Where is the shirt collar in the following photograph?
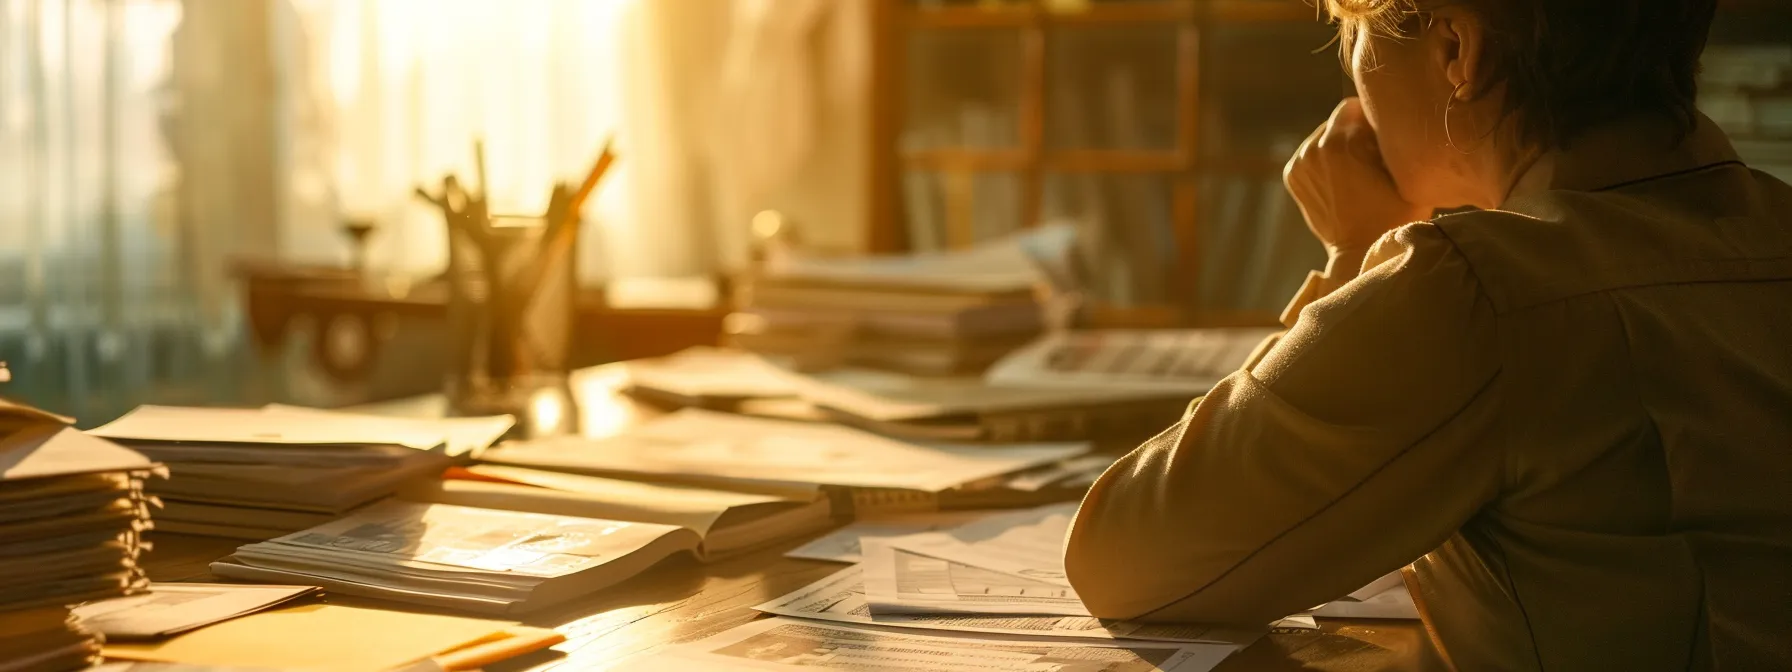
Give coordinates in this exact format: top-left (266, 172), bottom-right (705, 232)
top-left (1504, 112), bottom-right (1742, 204)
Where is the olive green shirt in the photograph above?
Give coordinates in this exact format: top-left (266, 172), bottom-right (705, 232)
top-left (1065, 114), bottom-right (1792, 671)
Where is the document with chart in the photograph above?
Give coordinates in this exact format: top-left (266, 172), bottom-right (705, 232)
top-left (755, 564), bottom-right (1265, 646)
top-left (624, 618), bottom-right (1242, 672)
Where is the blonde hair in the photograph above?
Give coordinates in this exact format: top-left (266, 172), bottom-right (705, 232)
top-left (1321, 0), bottom-right (1716, 149)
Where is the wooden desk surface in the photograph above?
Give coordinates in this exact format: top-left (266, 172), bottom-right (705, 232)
top-left (138, 364), bottom-right (1447, 672)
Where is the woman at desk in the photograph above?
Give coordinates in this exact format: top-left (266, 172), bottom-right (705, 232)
top-left (1065, 1), bottom-right (1791, 670)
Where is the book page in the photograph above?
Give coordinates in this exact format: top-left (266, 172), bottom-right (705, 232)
top-left (247, 500), bottom-right (682, 579)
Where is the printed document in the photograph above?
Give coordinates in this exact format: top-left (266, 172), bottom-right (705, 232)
top-left (860, 538), bottom-right (1090, 617)
top-left (880, 502), bottom-right (1079, 586)
top-left (783, 512), bottom-right (994, 564)
top-left (625, 617), bottom-right (1241, 672)
top-left (74, 583), bottom-right (317, 639)
top-left (986, 328), bottom-right (1279, 393)
top-left (756, 565), bottom-right (1265, 646)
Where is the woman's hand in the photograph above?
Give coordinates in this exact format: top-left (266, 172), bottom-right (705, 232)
top-left (1284, 98), bottom-right (1432, 258)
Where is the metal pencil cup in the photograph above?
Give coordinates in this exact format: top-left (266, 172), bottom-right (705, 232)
top-left (444, 213), bottom-right (577, 418)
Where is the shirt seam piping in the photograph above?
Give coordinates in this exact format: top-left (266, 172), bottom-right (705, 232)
top-left (1607, 293), bottom-right (1704, 671)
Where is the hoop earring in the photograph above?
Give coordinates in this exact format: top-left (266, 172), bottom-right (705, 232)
top-left (1443, 82), bottom-right (1474, 155)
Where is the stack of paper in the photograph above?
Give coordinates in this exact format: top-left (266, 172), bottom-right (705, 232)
top-left (483, 409), bottom-right (1089, 494)
top-left (210, 499), bottom-right (738, 614)
top-left (728, 226), bottom-right (1076, 375)
top-left (1, 399), bottom-right (162, 672)
top-left (88, 405), bottom-right (512, 540)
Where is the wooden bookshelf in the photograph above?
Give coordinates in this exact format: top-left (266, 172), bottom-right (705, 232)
top-left (869, 0), bottom-right (1325, 328)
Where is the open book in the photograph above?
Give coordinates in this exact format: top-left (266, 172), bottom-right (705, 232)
top-left (399, 464), bottom-right (833, 560)
top-left (209, 500), bottom-right (805, 614)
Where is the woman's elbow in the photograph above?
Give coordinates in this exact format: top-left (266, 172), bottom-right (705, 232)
top-left (1065, 509), bottom-right (1161, 620)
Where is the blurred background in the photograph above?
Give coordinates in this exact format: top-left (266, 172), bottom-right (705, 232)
top-left (1, 0), bottom-right (1788, 424)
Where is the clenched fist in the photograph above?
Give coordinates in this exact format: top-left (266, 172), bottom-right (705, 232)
top-left (1284, 98), bottom-right (1433, 258)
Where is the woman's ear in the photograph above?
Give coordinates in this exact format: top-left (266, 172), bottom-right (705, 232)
top-left (1428, 8), bottom-right (1486, 100)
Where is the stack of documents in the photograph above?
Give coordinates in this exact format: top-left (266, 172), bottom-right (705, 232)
top-left (88, 405), bottom-right (512, 539)
top-left (1, 399), bottom-right (162, 672)
top-left (209, 499), bottom-right (765, 614)
top-left (482, 408), bottom-right (1090, 497)
top-left (728, 226), bottom-right (1075, 375)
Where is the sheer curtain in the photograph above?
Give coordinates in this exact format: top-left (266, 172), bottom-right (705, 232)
top-left (1, 0), bottom-right (869, 420)
top-left (277, 0), bottom-right (640, 283)
top-left (278, 0), bottom-right (873, 281)
top-left (0, 0), bottom-right (259, 422)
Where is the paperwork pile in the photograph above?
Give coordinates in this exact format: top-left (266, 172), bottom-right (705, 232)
top-left (89, 405), bottom-right (512, 539)
top-left (0, 399), bottom-right (161, 672)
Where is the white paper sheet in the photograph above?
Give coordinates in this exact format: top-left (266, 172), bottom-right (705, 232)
top-left (484, 409), bottom-right (1088, 493)
top-left (89, 406), bottom-right (447, 450)
top-left (624, 617), bottom-right (1241, 672)
top-left (623, 347), bottom-right (801, 401)
top-left (783, 512), bottom-right (994, 564)
top-left (755, 565), bottom-right (1265, 646)
top-left (259, 405), bottom-right (514, 458)
top-left (74, 583), bottom-right (318, 639)
top-left (880, 502), bottom-right (1079, 586)
top-left (1312, 577), bottom-right (1420, 620)
top-left (860, 539), bottom-right (1090, 617)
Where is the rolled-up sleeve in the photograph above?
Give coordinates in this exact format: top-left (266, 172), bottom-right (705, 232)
top-left (1064, 223), bottom-right (1504, 624)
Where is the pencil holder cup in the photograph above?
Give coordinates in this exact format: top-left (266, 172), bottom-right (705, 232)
top-left (443, 212), bottom-right (578, 422)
